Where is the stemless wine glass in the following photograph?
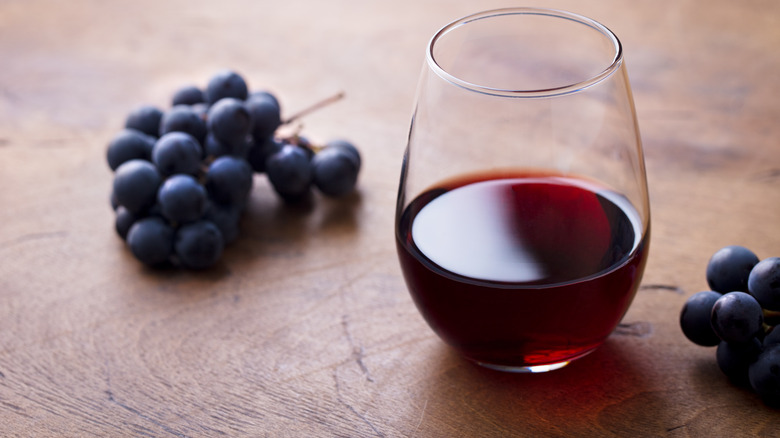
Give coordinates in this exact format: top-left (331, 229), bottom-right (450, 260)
top-left (395, 8), bottom-right (651, 372)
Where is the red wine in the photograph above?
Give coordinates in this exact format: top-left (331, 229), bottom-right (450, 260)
top-left (395, 171), bottom-right (649, 369)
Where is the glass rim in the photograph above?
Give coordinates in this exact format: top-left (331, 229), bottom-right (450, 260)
top-left (426, 7), bottom-right (623, 98)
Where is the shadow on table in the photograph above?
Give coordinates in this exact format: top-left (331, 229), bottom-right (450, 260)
top-left (236, 185), bottom-right (364, 254)
top-left (413, 337), bottom-right (672, 436)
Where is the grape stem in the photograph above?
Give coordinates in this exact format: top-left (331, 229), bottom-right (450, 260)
top-left (765, 309), bottom-right (780, 328)
top-left (282, 91), bottom-right (345, 125)
top-left (765, 309), bottom-right (780, 318)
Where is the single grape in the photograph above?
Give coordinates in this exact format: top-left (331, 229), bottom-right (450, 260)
top-left (106, 129), bottom-right (156, 171)
top-left (706, 245), bottom-right (760, 293)
top-left (126, 217), bottom-right (175, 266)
top-left (125, 105), bottom-right (163, 138)
top-left (152, 132), bottom-right (203, 177)
top-left (748, 345), bottom-right (780, 406)
top-left (245, 94), bottom-right (281, 140)
top-left (203, 202), bottom-right (242, 245)
top-left (172, 85), bottom-right (205, 106)
top-left (207, 98), bottom-right (253, 149)
top-left (174, 220), bottom-right (224, 269)
top-left (113, 159), bottom-right (162, 214)
top-left (247, 136), bottom-right (283, 173)
top-left (311, 144), bottom-right (360, 197)
top-left (711, 291), bottom-right (764, 344)
top-left (191, 103), bottom-right (209, 121)
top-left (205, 156), bottom-right (254, 207)
top-left (326, 139), bottom-right (361, 170)
top-left (249, 90), bottom-right (280, 111)
top-left (680, 290), bottom-right (723, 346)
top-left (716, 338), bottom-right (763, 386)
top-left (764, 327), bottom-right (780, 348)
top-left (157, 174), bottom-right (208, 224)
top-left (205, 70), bottom-right (248, 105)
top-left (159, 105), bottom-right (208, 145)
top-left (114, 206), bottom-right (137, 241)
top-left (265, 144), bottom-right (313, 201)
top-left (203, 133), bottom-right (229, 159)
top-left (748, 257), bottom-right (780, 311)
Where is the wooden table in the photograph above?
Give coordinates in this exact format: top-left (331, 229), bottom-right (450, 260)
top-left (1, 0), bottom-right (778, 436)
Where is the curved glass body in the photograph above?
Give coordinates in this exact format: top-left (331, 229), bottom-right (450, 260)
top-left (395, 8), bottom-right (650, 372)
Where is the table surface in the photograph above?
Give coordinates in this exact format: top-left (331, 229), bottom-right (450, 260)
top-left (2, 0), bottom-right (779, 436)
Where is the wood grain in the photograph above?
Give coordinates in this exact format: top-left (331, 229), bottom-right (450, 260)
top-left (1, 0), bottom-right (779, 436)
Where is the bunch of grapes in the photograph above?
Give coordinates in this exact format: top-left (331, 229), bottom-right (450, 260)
top-left (107, 70), bottom-right (361, 269)
top-left (680, 245), bottom-right (780, 406)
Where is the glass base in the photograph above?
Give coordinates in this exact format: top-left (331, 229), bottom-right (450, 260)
top-left (471, 348), bottom-right (596, 373)
top-left (475, 360), bottom-right (571, 373)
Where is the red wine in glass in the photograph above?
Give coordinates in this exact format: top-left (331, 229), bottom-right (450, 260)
top-left (395, 170), bottom-right (649, 370)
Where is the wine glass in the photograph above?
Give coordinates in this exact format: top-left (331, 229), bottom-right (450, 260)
top-left (395, 8), bottom-right (651, 372)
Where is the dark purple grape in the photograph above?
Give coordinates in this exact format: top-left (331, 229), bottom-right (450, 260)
top-left (247, 136), bottom-right (283, 173)
top-left (203, 133), bottom-right (229, 159)
top-left (157, 174), bottom-right (208, 224)
top-left (207, 98), bottom-right (253, 149)
top-left (246, 95), bottom-right (281, 140)
top-left (711, 292), bottom-right (764, 344)
top-left (249, 90), bottom-right (280, 111)
top-left (764, 327), bottom-right (780, 348)
top-left (172, 85), bottom-right (205, 106)
top-left (680, 290), bottom-right (723, 346)
top-left (159, 105), bottom-right (208, 145)
top-left (748, 257), bottom-right (780, 311)
top-left (205, 156), bottom-right (254, 207)
top-left (311, 144), bottom-right (360, 197)
top-left (716, 338), bottom-right (763, 386)
top-left (748, 345), bottom-right (780, 405)
top-left (191, 103), bottom-right (209, 121)
top-left (203, 202), bottom-right (241, 245)
top-left (326, 139), bottom-right (361, 170)
top-left (706, 245), bottom-right (760, 293)
top-left (152, 132), bottom-right (203, 177)
top-left (174, 220), bottom-right (224, 269)
top-left (125, 105), bottom-right (163, 138)
top-left (106, 129), bottom-right (156, 171)
top-left (114, 206), bottom-right (137, 241)
top-left (113, 159), bottom-right (162, 215)
top-left (127, 217), bottom-right (174, 266)
top-left (265, 144), bottom-right (313, 202)
top-left (205, 70), bottom-right (248, 105)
